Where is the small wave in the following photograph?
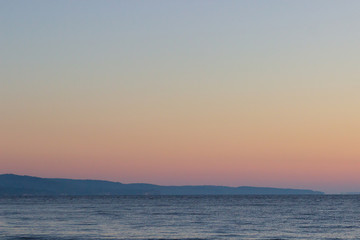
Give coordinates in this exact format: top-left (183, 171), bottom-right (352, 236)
top-left (265, 238), bottom-right (287, 240)
top-left (4, 236), bottom-right (88, 240)
top-left (4, 236), bottom-right (209, 240)
top-left (143, 239), bottom-right (208, 240)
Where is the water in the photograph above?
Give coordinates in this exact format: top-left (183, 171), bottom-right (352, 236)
top-left (1, 195), bottom-right (360, 240)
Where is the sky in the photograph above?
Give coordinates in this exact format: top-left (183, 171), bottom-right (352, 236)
top-left (1, 1), bottom-right (360, 194)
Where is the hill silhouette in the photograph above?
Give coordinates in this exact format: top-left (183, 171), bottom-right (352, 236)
top-left (0, 174), bottom-right (323, 196)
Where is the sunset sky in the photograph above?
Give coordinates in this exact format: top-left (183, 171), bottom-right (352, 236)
top-left (2, 1), bottom-right (360, 193)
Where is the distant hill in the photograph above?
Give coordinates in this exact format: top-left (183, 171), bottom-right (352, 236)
top-left (0, 174), bottom-right (324, 196)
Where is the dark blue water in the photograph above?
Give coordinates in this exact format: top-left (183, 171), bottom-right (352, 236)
top-left (1, 195), bottom-right (360, 240)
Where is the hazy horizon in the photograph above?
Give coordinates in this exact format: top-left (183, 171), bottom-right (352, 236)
top-left (2, 1), bottom-right (360, 194)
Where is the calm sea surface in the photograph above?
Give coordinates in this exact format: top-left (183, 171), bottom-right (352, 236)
top-left (1, 195), bottom-right (360, 240)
